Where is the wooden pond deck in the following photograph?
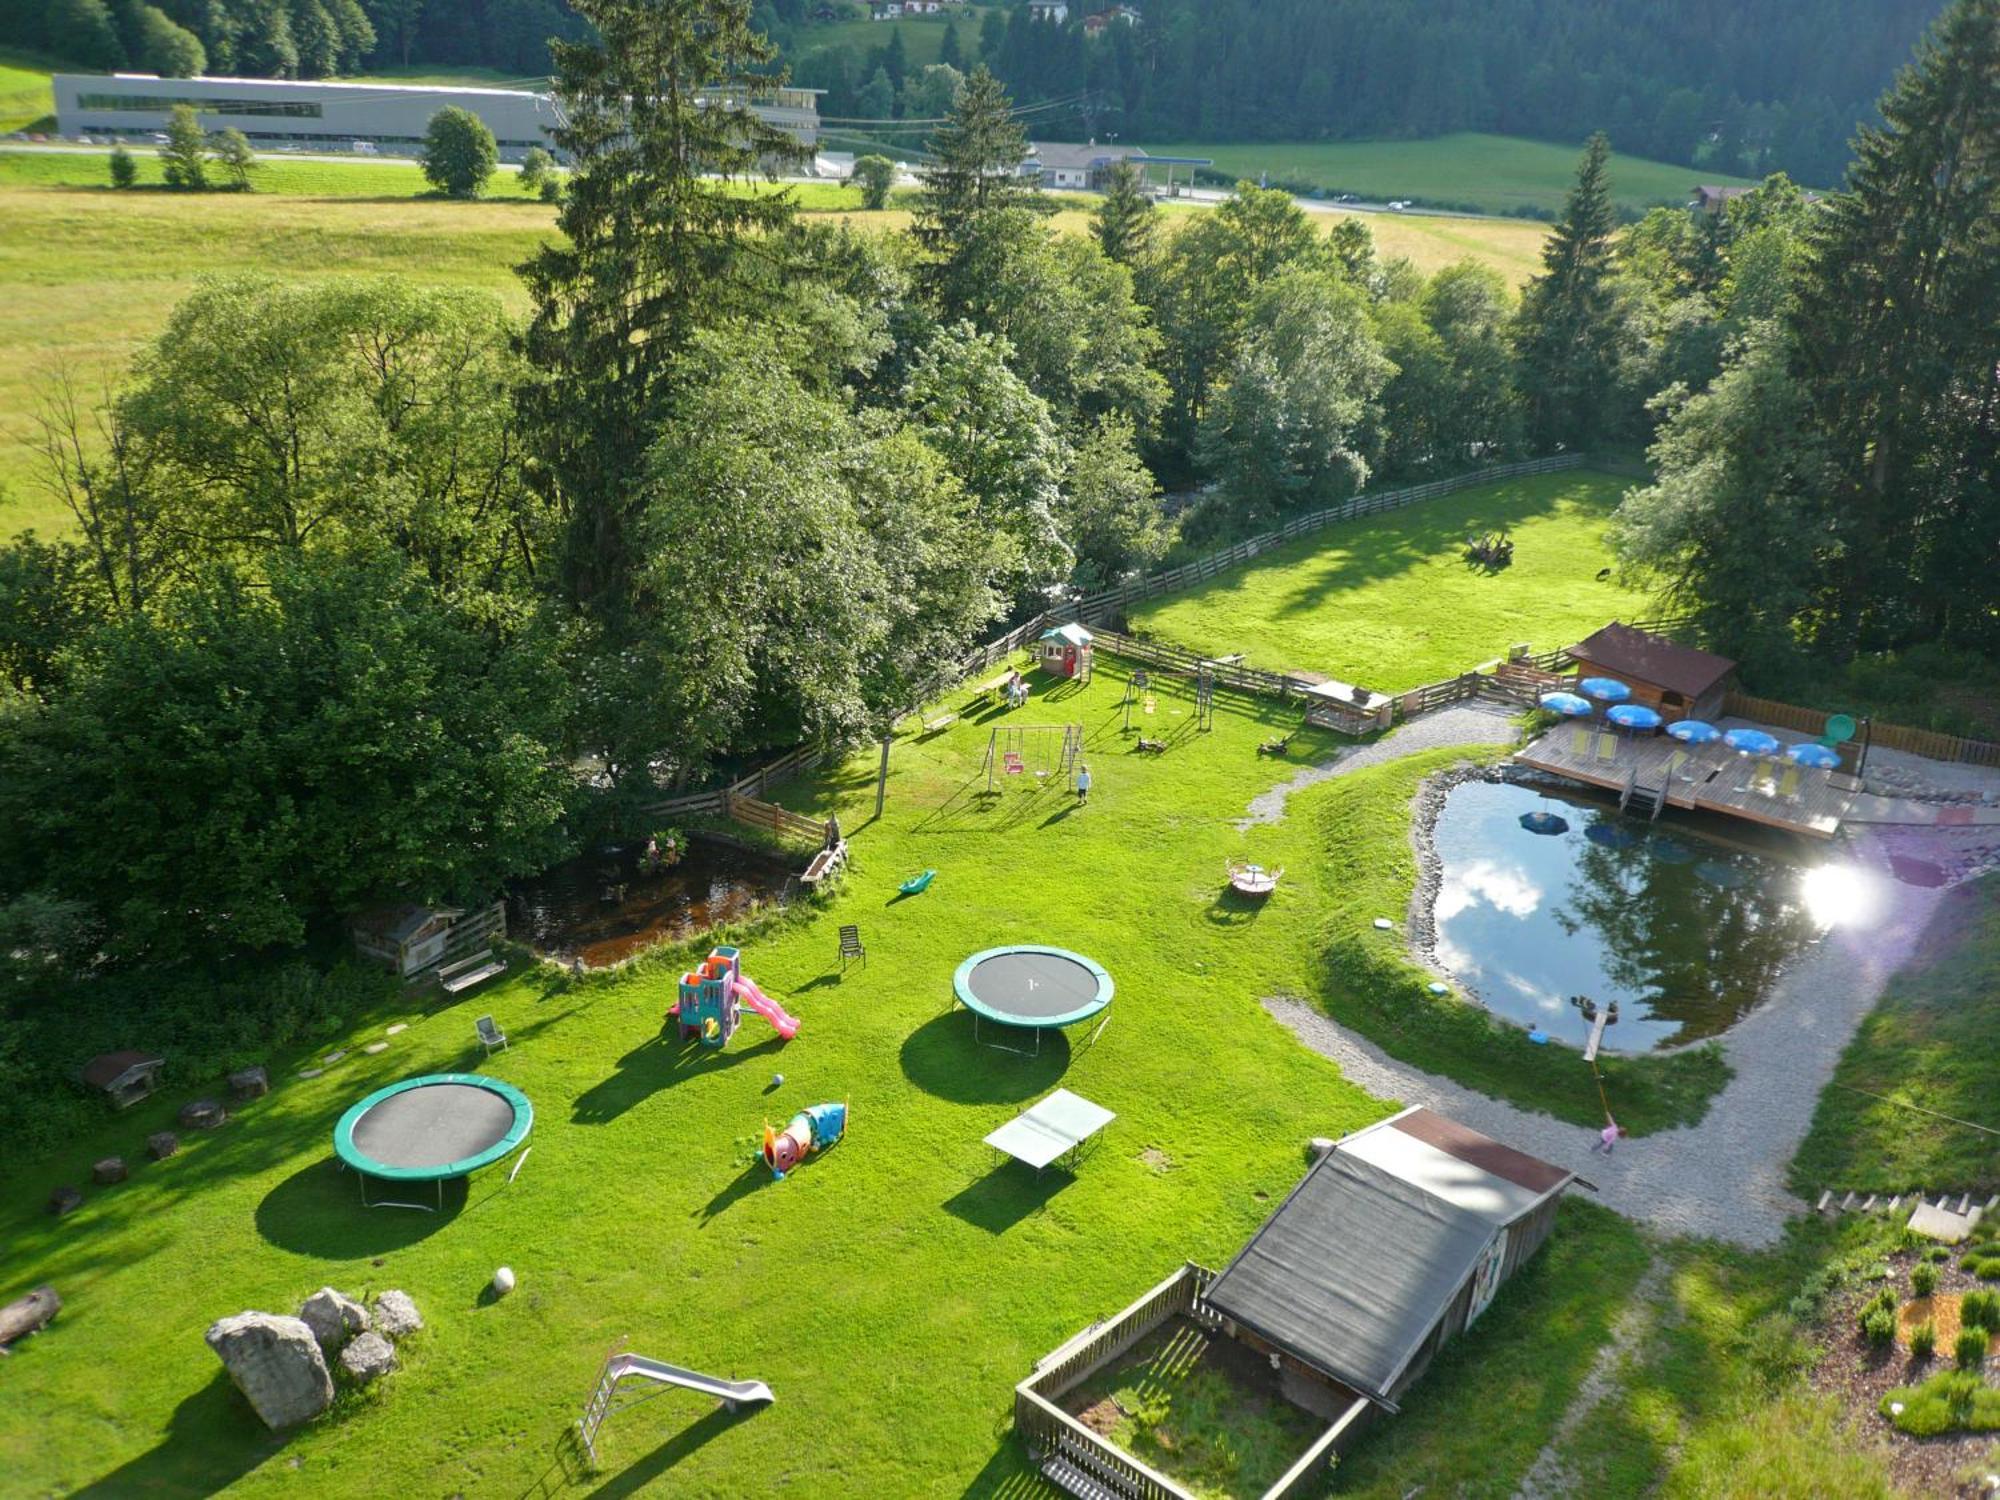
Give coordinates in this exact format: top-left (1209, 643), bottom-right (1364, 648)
top-left (1514, 724), bottom-right (1855, 839)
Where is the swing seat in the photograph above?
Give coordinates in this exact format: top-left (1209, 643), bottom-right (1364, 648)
top-left (1003, 751), bottom-right (1024, 775)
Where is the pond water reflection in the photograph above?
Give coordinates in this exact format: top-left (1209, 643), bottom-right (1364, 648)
top-left (1430, 779), bottom-right (1886, 1051)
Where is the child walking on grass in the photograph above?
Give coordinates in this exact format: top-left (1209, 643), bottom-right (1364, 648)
top-left (1075, 763), bottom-right (1091, 804)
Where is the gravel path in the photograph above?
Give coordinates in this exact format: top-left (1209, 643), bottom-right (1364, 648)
top-left (1238, 700), bottom-right (1519, 827)
top-left (1266, 837), bottom-right (1948, 1246)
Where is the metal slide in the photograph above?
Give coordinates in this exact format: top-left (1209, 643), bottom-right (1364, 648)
top-left (577, 1351), bottom-right (774, 1463)
top-left (607, 1354), bottom-right (774, 1408)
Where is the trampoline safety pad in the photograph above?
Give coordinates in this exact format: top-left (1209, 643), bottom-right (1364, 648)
top-left (334, 1074), bottom-right (533, 1184)
top-left (953, 946), bottom-right (1113, 1031)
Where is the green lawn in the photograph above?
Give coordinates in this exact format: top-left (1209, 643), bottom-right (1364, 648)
top-left (0, 172), bottom-right (863, 534)
top-left (1788, 876), bottom-right (2000, 1196)
top-left (787, 8), bottom-right (999, 69)
top-left (1130, 469), bottom-right (1655, 694)
top-left (0, 657), bottom-right (1393, 1497)
top-left (1151, 133), bottom-right (1764, 217)
top-left (0, 48), bottom-right (58, 133)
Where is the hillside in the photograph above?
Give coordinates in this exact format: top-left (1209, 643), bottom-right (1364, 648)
top-left (0, 48), bottom-right (57, 133)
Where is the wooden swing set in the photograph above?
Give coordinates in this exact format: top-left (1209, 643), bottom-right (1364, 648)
top-left (983, 723), bottom-right (1085, 791)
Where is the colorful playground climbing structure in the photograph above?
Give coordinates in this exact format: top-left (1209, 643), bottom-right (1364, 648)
top-left (670, 945), bottom-right (799, 1050)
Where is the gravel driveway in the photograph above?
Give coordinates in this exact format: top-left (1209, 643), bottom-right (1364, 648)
top-left (1238, 700), bottom-right (1519, 826)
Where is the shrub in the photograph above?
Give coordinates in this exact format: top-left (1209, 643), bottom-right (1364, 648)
top-left (1912, 1261), bottom-right (1938, 1298)
top-left (1863, 1307), bottom-right (1897, 1347)
top-left (1910, 1318), bottom-right (1937, 1359)
top-left (1881, 1371), bottom-right (2000, 1436)
top-left (1955, 1324), bottom-right (1989, 1370)
top-left (1971, 1255), bottom-right (2000, 1281)
top-left (1924, 1244), bottom-right (1953, 1263)
top-left (1960, 1289), bottom-right (2000, 1331)
top-left (517, 146), bottom-right (554, 193)
top-left (538, 174), bottom-right (562, 203)
top-left (108, 143), bottom-right (137, 188)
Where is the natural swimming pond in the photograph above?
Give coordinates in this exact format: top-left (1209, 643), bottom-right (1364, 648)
top-left (1429, 779), bottom-right (1887, 1051)
top-left (508, 836), bottom-right (797, 967)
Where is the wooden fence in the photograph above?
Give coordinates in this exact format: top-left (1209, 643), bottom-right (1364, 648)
top-left (1723, 690), bottom-right (2000, 769)
top-left (1014, 1262), bottom-right (1371, 1500)
top-left (1062, 455), bottom-right (1585, 627)
top-left (722, 790), bottom-right (831, 845)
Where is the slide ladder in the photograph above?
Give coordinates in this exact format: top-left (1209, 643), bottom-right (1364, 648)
top-left (577, 1350), bottom-right (774, 1464)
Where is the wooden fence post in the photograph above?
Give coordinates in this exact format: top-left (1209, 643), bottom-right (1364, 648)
top-left (875, 735), bottom-right (890, 819)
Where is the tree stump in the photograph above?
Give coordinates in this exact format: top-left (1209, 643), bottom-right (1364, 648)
top-left (227, 1065), bottom-right (269, 1100)
top-left (178, 1099), bottom-right (226, 1130)
top-left (147, 1131), bottom-right (179, 1160)
top-left (46, 1186), bottom-right (82, 1217)
top-left (91, 1157), bottom-right (127, 1185)
top-left (0, 1286), bottom-right (60, 1347)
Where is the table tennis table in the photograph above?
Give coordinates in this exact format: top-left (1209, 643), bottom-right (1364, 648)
top-left (983, 1088), bottom-right (1115, 1172)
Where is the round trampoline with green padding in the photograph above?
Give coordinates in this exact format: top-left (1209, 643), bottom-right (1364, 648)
top-left (952, 945), bottom-right (1113, 1055)
top-left (332, 1073), bottom-right (533, 1210)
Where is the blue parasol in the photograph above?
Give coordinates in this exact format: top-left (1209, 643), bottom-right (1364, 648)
top-left (1519, 810), bottom-right (1570, 835)
top-left (1539, 691), bottom-right (1594, 716)
top-left (1724, 727), bottom-right (1779, 756)
top-left (1586, 821), bottom-right (1636, 849)
top-left (1578, 677), bottom-right (1632, 703)
top-left (1607, 704), bottom-right (1663, 731)
top-left (1667, 718), bottom-right (1722, 745)
top-left (1786, 742), bottom-right (1841, 769)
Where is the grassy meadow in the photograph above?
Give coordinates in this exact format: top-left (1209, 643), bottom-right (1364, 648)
top-left (0, 167), bottom-right (1549, 535)
top-left (1154, 132), bottom-right (1763, 217)
top-left (0, 48), bottom-right (57, 133)
top-left (0, 650), bottom-right (1608, 1498)
top-left (1129, 468), bottom-right (1654, 691)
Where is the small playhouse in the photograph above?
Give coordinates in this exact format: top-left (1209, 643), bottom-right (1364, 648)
top-left (1037, 622), bottom-right (1094, 681)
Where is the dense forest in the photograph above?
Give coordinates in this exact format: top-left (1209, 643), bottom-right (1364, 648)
top-left (0, 0), bottom-right (1993, 1145)
top-left (13, 0), bottom-right (1946, 186)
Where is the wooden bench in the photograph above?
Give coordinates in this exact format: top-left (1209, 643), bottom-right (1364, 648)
top-left (921, 712), bottom-right (957, 734)
top-left (438, 949), bottom-right (508, 995)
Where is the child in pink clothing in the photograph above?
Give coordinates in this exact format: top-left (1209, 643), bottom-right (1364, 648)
top-left (1593, 1120), bottom-right (1626, 1155)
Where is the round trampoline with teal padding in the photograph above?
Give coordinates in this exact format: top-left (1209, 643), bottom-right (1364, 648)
top-left (953, 945), bottom-right (1113, 1054)
top-left (333, 1073), bottom-right (533, 1210)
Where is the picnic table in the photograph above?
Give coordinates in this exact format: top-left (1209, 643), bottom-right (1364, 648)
top-left (983, 1088), bottom-right (1115, 1173)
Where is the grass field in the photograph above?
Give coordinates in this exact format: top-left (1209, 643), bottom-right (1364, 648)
top-left (0, 656), bottom-right (1426, 1497)
top-left (0, 48), bottom-right (58, 133)
top-left (0, 172), bottom-right (1545, 535)
top-left (1130, 469), bottom-right (1654, 692)
top-left (785, 7), bottom-right (1000, 69)
top-left (1152, 133), bottom-right (1763, 217)
top-left (0, 632), bottom-right (1747, 1496)
top-left (1788, 877), bottom-right (2000, 1196)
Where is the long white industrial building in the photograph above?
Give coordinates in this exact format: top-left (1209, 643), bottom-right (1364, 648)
top-left (53, 74), bottom-right (822, 161)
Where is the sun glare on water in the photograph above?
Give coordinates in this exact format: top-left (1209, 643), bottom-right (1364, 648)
top-left (1798, 863), bottom-right (1887, 930)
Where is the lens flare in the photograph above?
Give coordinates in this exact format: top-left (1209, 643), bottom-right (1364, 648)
top-left (1799, 863), bottom-right (1884, 930)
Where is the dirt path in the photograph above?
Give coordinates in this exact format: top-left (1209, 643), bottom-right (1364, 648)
top-left (1237, 700), bottom-right (1518, 828)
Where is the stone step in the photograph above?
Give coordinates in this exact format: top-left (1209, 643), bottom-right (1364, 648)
top-left (1816, 1190), bottom-right (1833, 1212)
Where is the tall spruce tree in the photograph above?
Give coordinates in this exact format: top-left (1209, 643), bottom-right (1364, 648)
top-left (914, 66), bottom-right (1041, 250)
top-left (518, 0), bottom-right (807, 619)
top-left (1514, 132), bottom-right (1621, 448)
top-left (1786, 0), bottom-right (2000, 650)
top-left (1090, 157), bottom-right (1158, 267)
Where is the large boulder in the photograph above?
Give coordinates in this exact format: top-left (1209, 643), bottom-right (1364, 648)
top-left (339, 1331), bottom-right (397, 1386)
top-left (47, 1185), bottom-right (81, 1217)
top-left (205, 1313), bottom-right (333, 1430)
top-left (298, 1287), bottom-right (369, 1354)
top-left (178, 1099), bottom-right (226, 1130)
top-left (228, 1065), bottom-right (269, 1100)
top-left (371, 1290), bottom-right (423, 1342)
top-left (92, 1157), bottom-right (127, 1186)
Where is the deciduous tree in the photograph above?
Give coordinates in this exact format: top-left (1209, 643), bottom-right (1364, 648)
top-left (420, 105), bottom-right (499, 198)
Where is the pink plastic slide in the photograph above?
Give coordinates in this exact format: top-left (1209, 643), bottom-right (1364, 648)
top-left (735, 975), bottom-right (800, 1039)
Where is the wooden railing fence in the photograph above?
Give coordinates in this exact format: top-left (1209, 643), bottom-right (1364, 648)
top-left (1722, 690), bottom-right (2000, 769)
top-left (722, 790), bottom-right (830, 845)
